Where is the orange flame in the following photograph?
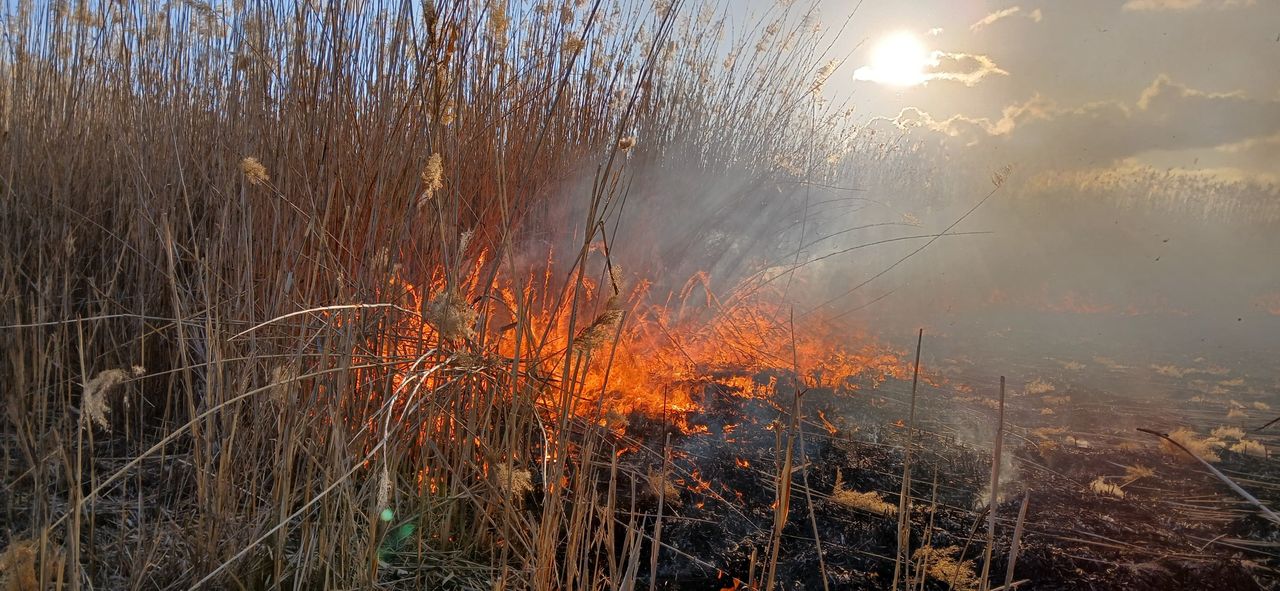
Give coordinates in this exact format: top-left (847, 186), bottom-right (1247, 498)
top-left (361, 248), bottom-right (918, 435)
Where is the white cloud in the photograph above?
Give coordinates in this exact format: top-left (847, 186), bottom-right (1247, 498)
top-left (926, 52), bottom-right (1010, 86)
top-left (886, 76), bottom-right (1280, 171)
top-left (971, 7), bottom-right (1022, 31)
top-left (971, 6), bottom-right (1043, 32)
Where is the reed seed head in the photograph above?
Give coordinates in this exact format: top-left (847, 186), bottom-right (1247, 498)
top-left (81, 366), bottom-right (144, 431)
top-left (419, 153), bottom-right (444, 207)
top-left (240, 156), bottom-right (269, 186)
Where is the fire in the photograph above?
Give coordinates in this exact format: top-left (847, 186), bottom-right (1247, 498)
top-left (816, 410), bottom-right (840, 435)
top-left (356, 246), bottom-right (918, 439)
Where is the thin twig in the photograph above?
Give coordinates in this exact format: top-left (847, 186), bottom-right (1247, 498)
top-left (229, 303), bottom-right (418, 340)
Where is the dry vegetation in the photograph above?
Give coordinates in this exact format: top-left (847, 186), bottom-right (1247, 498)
top-left (910, 545), bottom-right (980, 591)
top-left (0, 0), bottom-right (873, 589)
top-left (8, 2), bottom-right (1273, 590)
top-left (831, 468), bottom-right (897, 516)
top-left (1162, 427), bottom-right (1222, 463)
top-left (1088, 477), bottom-right (1125, 499)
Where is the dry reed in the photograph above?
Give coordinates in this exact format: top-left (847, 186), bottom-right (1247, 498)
top-left (0, 0), bottom-right (872, 588)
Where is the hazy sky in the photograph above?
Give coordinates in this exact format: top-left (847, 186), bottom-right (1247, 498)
top-left (714, 1), bottom-right (1280, 363)
top-left (755, 0), bottom-right (1280, 183)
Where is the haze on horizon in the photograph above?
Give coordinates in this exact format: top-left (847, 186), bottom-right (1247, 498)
top-left (717, 0), bottom-right (1280, 374)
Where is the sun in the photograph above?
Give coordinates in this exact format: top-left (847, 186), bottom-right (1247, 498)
top-left (856, 31), bottom-right (932, 87)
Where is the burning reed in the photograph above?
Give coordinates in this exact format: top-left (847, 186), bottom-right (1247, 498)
top-left (0, 0), bottom-right (889, 589)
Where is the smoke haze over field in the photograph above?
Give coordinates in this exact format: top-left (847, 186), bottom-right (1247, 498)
top-left (675, 0), bottom-right (1280, 381)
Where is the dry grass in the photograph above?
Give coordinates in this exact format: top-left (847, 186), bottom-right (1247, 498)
top-left (1031, 426), bottom-right (1067, 439)
top-left (832, 488), bottom-right (898, 516)
top-left (1122, 464), bottom-right (1154, 485)
top-left (1211, 426), bottom-right (1246, 441)
top-left (492, 463), bottom-right (535, 503)
top-left (1230, 439), bottom-right (1268, 458)
top-left (1024, 378), bottom-right (1055, 395)
top-left (0, 539), bottom-right (38, 591)
top-left (911, 545), bottom-right (980, 591)
top-left (1089, 477), bottom-right (1126, 499)
top-left (831, 469), bottom-right (897, 516)
top-left (646, 467), bottom-right (682, 505)
top-left (1163, 428), bottom-right (1222, 463)
top-left (1066, 435), bottom-right (1092, 449)
top-left (0, 1), bottom-right (869, 588)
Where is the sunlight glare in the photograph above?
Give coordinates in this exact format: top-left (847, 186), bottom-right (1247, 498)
top-left (857, 31), bottom-right (932, 87)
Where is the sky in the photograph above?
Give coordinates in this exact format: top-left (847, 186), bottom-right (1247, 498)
top-left (716, 0), bottom-right (1280, 371)
top-left (764, 0), bottom-right (1280, 183)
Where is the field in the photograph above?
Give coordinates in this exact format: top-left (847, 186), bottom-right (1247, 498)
top-left (1, 1), bottom-right (1278, 590)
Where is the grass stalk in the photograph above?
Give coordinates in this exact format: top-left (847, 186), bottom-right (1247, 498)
top-left (892, 328), bottom-right (924, 590)
top-left (979, 376), bottom-right (1006, 591)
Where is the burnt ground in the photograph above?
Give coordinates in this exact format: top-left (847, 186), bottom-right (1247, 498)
top-left (4, 360), bottom-right (1276, 589)
top-left (607, 372), bottom-right (1280, 590)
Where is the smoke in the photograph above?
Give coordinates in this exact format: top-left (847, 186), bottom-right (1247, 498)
top-left (513, 53), bottom-right (1279, 435)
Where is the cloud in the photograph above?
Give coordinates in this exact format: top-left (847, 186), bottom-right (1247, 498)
top-left (889, 75), bottom-right (1280, 169)
top-left (1123, 0), bottom-right (1256, 11)
top-left (853, 51), bottom-right (1008, 87)
top-left (1216, 132), bottom-right (1280, 170)
top-left (971, 6), bottom-right (1043, 32)
top-left (971, 7), bottom-right (1021, 31)
top-left (924, 52), bottom-right (1010, 86)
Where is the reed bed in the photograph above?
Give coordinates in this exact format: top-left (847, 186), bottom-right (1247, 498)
top-left (0, 1), bottom-right (871, 589)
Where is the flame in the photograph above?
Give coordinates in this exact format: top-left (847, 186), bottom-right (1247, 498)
top-left (816, 409), bottom-right (839, 435)
top-left (353, 247), bottom-right (917, 440)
